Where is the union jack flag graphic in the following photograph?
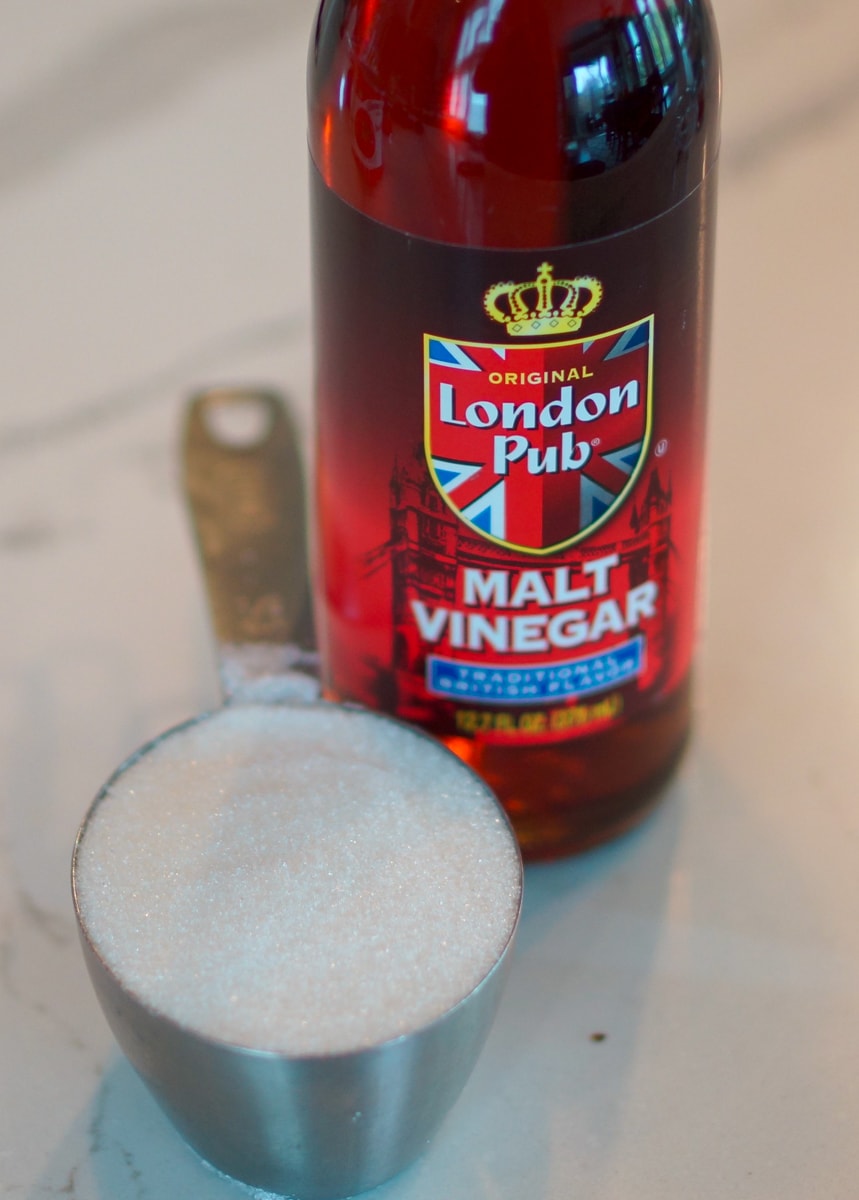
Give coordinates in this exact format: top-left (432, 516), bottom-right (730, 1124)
top-left (424, 318), bottom-right (653, 554)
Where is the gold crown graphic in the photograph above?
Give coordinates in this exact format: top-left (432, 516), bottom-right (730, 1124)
top-left (484, 262), bottom-right (603, 337)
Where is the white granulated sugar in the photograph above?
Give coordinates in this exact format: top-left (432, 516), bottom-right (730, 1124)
top-left (75, 704), bottom-right (521, 1055)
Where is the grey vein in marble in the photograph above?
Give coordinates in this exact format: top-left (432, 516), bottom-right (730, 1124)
top-left (0, 0), bottom-right (304, 195)
top-left (726, 61), bottom-right (859, 175)
top-left (15, 888), bottom-right (74, 949)
top-left (0, 895), bottom-right (87, 1058)
top-left (0, 519), bottom-right (64, 554)
top-left (0, 314), bottom-right (302, 457)
top-left (87, 1079), bottom-right (147, 1200)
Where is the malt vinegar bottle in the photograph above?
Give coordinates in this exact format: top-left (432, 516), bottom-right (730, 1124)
top-left (308, 0), bottom-right (720, 859)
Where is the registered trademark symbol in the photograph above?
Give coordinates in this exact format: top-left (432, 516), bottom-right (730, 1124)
top-left (655, 438), bottom-right (669, 457)
top-left (591, 437), bottom-right (601, 447)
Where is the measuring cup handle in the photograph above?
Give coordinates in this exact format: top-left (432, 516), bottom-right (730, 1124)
top-left (182, 387), bottom-right (320, 705)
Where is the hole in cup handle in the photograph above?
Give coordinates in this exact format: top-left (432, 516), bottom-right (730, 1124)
top-left (198, 389), bottom-right (277, 450)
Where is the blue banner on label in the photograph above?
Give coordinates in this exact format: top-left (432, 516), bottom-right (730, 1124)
top-left (427, 636), bottom-right (645, 705)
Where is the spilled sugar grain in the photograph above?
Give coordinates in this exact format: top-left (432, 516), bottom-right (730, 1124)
top-left (75, 704), bottom-right (521, 1054)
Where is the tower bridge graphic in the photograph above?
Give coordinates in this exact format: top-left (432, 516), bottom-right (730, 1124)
top-left (360, 445), bottom-right (677, 726)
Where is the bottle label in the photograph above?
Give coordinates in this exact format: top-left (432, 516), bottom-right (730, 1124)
top-left (312, 167), bottom-right (714, 747)
top-left (424, 311), bottom-right (652, 555)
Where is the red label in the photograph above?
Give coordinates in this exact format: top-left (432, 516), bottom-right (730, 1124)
top-left (425, 317), bottom-right (652, 554)
top-left (311, 168), bottom-right (713, 747)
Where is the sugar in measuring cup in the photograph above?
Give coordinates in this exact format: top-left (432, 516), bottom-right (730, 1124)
top-left (71, 389), bottom-right (523, 1200)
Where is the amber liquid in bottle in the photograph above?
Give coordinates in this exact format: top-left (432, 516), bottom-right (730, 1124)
top-left (308, 0), bottom-right (720, 859)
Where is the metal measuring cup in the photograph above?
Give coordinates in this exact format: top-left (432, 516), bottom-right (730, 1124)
top-left (71, 388), bottom-right (523, 1200)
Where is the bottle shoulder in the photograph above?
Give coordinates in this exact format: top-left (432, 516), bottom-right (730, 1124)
top-left (309, 0), bottom-right (720, 246)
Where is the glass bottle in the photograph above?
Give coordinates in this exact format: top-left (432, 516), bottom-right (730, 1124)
top-left (308, 0), bottom-right (720, 859)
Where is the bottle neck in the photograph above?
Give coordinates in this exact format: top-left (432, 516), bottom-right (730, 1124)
top-left (309, 0), bottom-right (720, 247)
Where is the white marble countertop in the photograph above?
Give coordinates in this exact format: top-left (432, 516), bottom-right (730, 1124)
top-left (2, 1), bottom-right (859, 1197)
